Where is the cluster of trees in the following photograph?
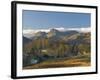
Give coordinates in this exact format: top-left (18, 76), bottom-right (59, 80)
top-left (23, 32), bottom-right (91, 67)
top-left (24, 38), bottom-right (90, 59)
top-left (23, 35), bottom-right (91, 67)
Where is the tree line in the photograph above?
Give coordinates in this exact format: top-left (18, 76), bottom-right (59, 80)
top-left (24, 38), bottom-right (90, 59)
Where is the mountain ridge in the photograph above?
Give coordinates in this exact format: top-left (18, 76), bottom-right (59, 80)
top-left (23, 27), bottom-right (90, 38)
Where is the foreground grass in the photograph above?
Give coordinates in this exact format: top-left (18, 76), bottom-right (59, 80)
top-left (23, 55), bottom-right (91, 69)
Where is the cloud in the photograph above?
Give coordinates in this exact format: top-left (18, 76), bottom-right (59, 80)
top-left (23, 29), bottom-right (50, 34)
top-left (53, 27), bottom-right (65, 31)
top-left (23, 27), bottom-right (65, 34)
top-left (66, 27), bottom-right (91, 32)
top-left (23, 29), bottom-right (34, 34)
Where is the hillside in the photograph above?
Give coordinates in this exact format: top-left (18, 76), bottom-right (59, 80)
top-left (23, 36), bottom-right (31, 45)
top-left (23, 29), bottom-right (91, 68)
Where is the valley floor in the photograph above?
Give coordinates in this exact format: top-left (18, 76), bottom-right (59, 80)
top-left (23, 55), bottom-right (90, 69)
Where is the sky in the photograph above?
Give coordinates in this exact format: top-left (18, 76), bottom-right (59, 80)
top-left (22, 10), bottom-right (91, 30)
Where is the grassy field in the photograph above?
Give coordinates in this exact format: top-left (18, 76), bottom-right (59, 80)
top-left (23, 54), bottom-right (91, 69)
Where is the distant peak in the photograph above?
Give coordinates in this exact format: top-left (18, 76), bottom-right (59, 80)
top-left (50, 28), bottom-right (59, 32)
